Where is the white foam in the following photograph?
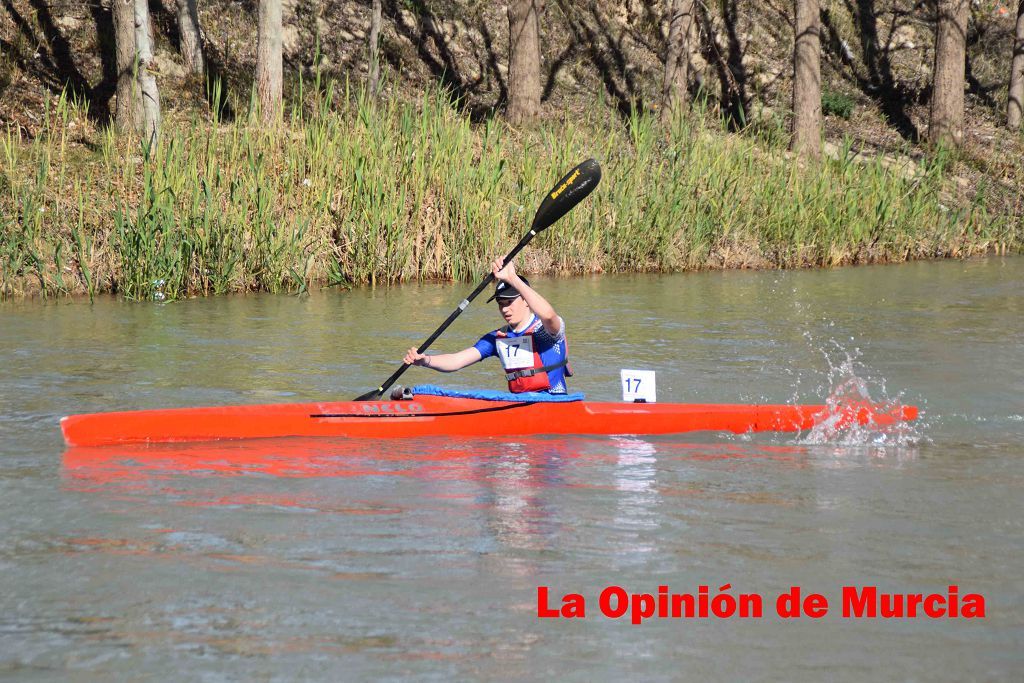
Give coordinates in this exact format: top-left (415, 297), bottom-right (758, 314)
top-left (796, 339), bottom-right (926, 448)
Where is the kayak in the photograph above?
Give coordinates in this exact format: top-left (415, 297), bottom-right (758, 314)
top-left (60, 385), bottom-right (918, 447)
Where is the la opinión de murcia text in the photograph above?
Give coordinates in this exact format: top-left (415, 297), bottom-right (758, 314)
top-left (537, 585), bottom-right (985, 624)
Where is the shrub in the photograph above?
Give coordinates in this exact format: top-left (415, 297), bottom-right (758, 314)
top-left (822, 90), bottom-right (856, 119)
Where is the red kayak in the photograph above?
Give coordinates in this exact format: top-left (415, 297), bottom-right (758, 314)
top-left (60, 387), bottom-right (918, 447)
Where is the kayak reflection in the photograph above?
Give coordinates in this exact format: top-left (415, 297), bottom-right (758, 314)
top-left (59, 437), bottom-right (821, 564)
top-left (61, 435), bottom-right (812, 486)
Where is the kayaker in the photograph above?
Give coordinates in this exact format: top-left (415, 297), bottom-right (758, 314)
top-left (403, 258), bottom-right (571, 394)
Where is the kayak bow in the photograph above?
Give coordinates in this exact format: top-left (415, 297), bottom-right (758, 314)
top-left (60, 387), bottom-right (917, 447)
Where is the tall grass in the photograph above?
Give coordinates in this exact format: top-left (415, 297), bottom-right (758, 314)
top-left (0, 84), bottom-right (1020, 299)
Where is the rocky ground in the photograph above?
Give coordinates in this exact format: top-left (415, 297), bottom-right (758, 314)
top-left (1, 1), bottom-right (1022, 207)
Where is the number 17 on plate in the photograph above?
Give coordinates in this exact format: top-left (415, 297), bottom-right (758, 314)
top-left (620, 369), bottom-right (657, 403)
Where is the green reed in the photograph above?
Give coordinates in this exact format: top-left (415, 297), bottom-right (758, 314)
top-left (0, 82), bottom-right (1020, 300)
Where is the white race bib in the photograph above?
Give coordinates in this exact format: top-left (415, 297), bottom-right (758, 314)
top-left (496, 336), bottom-right (535, 370)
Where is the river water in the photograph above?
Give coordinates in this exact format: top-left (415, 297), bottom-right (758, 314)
top-left (1, 258), bottom-right (1021, 680)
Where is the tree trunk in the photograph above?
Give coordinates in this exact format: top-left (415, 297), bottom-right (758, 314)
top-left (133, 0), bottom-right (160, 146)
top-left (929, 0), bottom-right (968, 146)
top-left (369, 0), bottom-right (382, 97)
top-left (256, 0), bottom-right (283, 123)
top-left (661, 0), bottom-right (694, 124)
top-left (1008, 0), bottom-right (1024, 130)
top-left (112, 0), bottom-right (138, 133)
top-left (791, 0), bottom-right (822, 158)
top-left (506, 0), bottom-right (542, 125)
top-left (176, 0), bottom-right (205, 75)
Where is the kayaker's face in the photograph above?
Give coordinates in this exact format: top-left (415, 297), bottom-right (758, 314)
top-left (497, 296), bottom-right (528, 326)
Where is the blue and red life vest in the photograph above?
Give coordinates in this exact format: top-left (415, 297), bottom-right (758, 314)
top-left (492, 315), bottom-right (571, 393)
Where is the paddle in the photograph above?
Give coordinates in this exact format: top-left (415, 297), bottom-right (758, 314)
top-left (354, 158), bottom-right (602, 401)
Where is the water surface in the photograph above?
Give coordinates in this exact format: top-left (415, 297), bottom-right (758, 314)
top-left (1, 258), bottom-right (1022, 680)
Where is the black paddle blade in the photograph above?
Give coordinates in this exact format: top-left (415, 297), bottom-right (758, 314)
top-left (354, 387), bottom-right (384, 401)
top-left (530, 158), bottom-right (602, 233)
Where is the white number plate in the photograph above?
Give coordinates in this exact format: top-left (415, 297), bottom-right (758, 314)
top-left (497, 336), bottom-right (535, 370)
top-left (620, 369), bottom-right (657, 403)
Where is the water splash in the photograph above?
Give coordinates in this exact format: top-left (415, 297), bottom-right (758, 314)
top-left (797, 340), bottom-right (926, 448)
top-left (727, 281), bottom-right (927, 450)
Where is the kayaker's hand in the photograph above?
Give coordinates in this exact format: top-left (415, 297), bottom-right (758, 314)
top-left (403, 347), bottom-right (430, 367)
top-left (492, 258), bottom-right (517, 284)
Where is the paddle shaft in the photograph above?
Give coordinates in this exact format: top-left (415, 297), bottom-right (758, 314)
top-left (354, 230), bottom-right (537, 401)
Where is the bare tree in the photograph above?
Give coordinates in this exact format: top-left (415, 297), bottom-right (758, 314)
top-left (134, 0), bottom-right (161, 146)
top-left (507, 0), bottom-right (542, 125)
top-left (176, 0), bottom-right (205, 75)
top-left (257, 0), bottom-right (283, 122)
top-left (113, 0), bottom-right (159, 142)
top-left (369, 0), bottom-right (382, 97)
top-left (929, 0), bottom-right (968, 146)
top-left (1009, 0), bottom-right (1024, 130)
top-left (112, 0), bottom-right (139, 133)
top-left (661, 0), bottom-right (695, 124)
top-left (791, 0), bottom-right (822, 157)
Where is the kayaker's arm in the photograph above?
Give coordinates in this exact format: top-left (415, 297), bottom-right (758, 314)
top-left (491, 259), bottom-right (562, 336)
top-left (404, 346), bottom-right (482, 373)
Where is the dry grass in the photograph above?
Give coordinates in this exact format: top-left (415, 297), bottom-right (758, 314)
top-left (1, 82), bottom-right (1020, 300)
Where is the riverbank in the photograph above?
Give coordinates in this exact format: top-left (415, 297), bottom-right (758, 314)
top-left (1, 86), bottom-right (1020, 300)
